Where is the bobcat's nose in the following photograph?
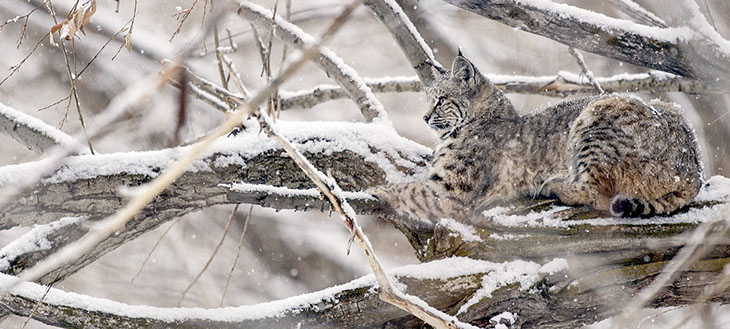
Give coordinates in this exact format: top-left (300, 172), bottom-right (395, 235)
top-left (423, 114), bottom-right (431, 122)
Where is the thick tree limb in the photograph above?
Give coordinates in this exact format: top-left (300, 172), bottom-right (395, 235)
top-left (237, 1), bottom-right (388, 123)
top-left (441, 0), bottom-right (730, 86)
top-left (0, 122), bottom-right (430, 283)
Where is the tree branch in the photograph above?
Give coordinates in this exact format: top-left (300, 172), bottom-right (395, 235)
top-left (183, 72), bottom-right (716, 115)
top-left (0, 102), bottom-right (82, 155)
top-left (605, 0), bottom-right (666, 27)
top-left (441, 0), bottom-right (730, 86)
top-left (237, 1), bottom-right (388, 123)
top-left (363, 0), bottom-right (443, 84)
top-left (0, 122), bottom-right (430, 283)
top-left (0, 258), bottom-right (557, 329)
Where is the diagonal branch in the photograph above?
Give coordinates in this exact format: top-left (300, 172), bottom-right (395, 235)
top-left (363, 0), bottom-right (443, 84)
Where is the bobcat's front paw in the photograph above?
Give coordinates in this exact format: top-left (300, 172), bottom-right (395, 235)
top-left (365, 184), bottom-right (438, 224)
top-left (365, 185), bottom-right (397, 214)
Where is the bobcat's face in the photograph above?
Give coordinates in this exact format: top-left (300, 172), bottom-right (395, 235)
top-left (423, 53), bottom-right (483, 139)
top-left (423, 95), bottom-right (468, 139)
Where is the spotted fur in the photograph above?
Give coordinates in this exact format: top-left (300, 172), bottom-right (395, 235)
top-left (368, 53), bottom-right (703, 223)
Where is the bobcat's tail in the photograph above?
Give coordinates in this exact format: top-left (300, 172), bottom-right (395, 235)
top-left (610, 191), bottom-right (694, 217)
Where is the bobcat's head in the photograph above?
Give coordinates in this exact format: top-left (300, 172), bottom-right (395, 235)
top-left (424, 53), bottom-right (485, 139)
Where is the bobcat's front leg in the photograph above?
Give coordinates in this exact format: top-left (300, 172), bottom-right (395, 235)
top-left (367, 182), bottom-right (466, 224)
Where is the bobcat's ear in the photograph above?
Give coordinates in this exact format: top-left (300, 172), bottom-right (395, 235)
top-left (451, 54), bottom-right (482, 88)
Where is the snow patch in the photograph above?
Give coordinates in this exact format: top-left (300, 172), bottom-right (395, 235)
top-left (439, 218), bottom-right (482, 242)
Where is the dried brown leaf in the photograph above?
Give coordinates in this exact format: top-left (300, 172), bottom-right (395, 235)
top-left (49, 0), bottom-right (96, 46)
top-left (123, 34), bottom-right (132, 51)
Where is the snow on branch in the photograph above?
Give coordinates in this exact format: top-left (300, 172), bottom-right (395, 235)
top-left (0, 102), bottom-right (85, 155)
top-left (182, 71), bottom-right (716, 116)
top-left (605, 0), bottom-right (666, 27)
top-left (442, 0), bottom-right (730, 86)
top-left (0, 121), bottom-right (430, 283)
top-left (363, 0), bottom-right (443, 84)
top-left (202, 72), bottom-right (713, 114)
top-left (237, 1), bottom-right (389, 123)
top-left (0, 257), bottom-right (563, 329)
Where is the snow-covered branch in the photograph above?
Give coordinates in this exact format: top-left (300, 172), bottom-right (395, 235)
top-left (237, 1), bottom-right (388, 123)
top-left (605, 0), bottom-right (666, 27)
top-left (363, 0), bottom-right (443, 84)
top-left (182, 71), bottom-right (715, 115)
top-left (441, 0), bottom-right (730, 86)
top-left (0, 258), bottom-right (562, 328)
top-left (0, 103), bottom-right (83, 154)
top-left (0, 121), bottom-right (430, 283)
top-left (226, 72), bottom-right (715, 114)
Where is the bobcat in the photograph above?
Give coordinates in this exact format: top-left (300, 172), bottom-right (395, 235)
top-left (368, 53), bottom-right (702, 223)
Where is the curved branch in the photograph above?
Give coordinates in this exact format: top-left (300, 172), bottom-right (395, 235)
top-left (237, 1), bottom-right (388, 123)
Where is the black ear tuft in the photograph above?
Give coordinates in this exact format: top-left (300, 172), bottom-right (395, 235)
top-left (457, 46), bottom-right (464, 57)
top-left (451, 53), bottom-right (482, 88)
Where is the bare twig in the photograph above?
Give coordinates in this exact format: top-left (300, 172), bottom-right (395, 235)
top-left (220, 204), bottom-right (251, 307)
top-left (19, 274), bottom-right (55, 328)
top-left (0, 0), bottom-right (50, 48)
top-left (176, 204), bottom-right (238, 306)
top-left (111, 0), bottom-right (137, 59)
top-left (130, 218), bottom-right (181, 284)
top-left (568, 47), bottom-right (603, 94)
top-left (170, 0), bottom-right (201, 42)
top-left (46, 1), bottom-right (95, 154)
top-left (211, 0), bottom-right (228, 90)
top-left (0, 34), bottom-right (48, 87)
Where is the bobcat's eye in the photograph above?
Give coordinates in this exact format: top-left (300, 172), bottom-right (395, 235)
top-left (433, 97), bottom-right (446, 109)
